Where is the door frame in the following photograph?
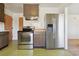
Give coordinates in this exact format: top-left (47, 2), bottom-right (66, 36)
top-left (64, 7), bottom-right (68, 50)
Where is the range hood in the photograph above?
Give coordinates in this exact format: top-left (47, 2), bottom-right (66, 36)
top-left (25, 16), bottom-right (38, 20)
top-left (23, 4), bottom-right (39, 20)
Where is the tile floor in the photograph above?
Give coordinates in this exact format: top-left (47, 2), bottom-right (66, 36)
top-left (0, 41), bottom-right (72, 56)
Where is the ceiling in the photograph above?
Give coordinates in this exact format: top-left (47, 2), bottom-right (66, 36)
top-left (5, 3), bottom-right (72, 13)
top-left (5, 3), bottom-right (79, 14)
top-left (5, 3), bottom-right (23, 13)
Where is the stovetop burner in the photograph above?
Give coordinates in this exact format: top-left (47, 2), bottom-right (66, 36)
top-left (23, 26), bottom-right (34, 32)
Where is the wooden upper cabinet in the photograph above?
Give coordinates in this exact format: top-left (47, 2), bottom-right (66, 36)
top-left (19, 17), bottom-right (23, 31)
top-left (23, 4), bottom-right (39, 20)
top-left (0, 3), bottom-right (4, 22)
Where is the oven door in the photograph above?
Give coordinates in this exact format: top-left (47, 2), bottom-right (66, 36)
top-left (18, 32), bottom-right (33, 45)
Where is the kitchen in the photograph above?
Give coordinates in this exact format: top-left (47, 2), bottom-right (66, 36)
top-left (0, 3), bottom-right (69, 56)
top-left (18, 4), bottom-right (65, 49)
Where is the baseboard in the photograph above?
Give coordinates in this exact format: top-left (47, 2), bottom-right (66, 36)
top-left (46, 48), bottom-right (64, 50)
top-left (33, 46), bottom-right (45, 48)
top-left (68, 38), bottom-right (79, 40)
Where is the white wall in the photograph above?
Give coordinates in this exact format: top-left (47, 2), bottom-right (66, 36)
top-left (0, 22), bottom-right (4, 31)
top-left (68, 4), bottom-right (79, 39)
top-left (12, 14), bottom-right (19, 40)
top-left (68, 4), bottom-right (79, 14)
top-left (12, 13), bottom-right (23, 40)
top-left (68, 14), bottom-right (79, 39)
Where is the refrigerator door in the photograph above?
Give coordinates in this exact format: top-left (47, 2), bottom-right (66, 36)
top-left (46, 24), bottom-right (55, 49)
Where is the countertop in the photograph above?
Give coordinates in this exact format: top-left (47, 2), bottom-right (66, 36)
top-left (18, 29), bottom-right (46, 32)
top-left (0, 30), bottom-right (9, 32)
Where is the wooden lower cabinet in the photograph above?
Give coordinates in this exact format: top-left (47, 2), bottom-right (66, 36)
top-left (34, 30), bottom-right (46, 48)
top-left (0, 32), bottom-right (9, 49)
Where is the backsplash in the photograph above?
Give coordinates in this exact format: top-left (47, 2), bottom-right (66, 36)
top-left (23, 17), bottom-right (45, 29)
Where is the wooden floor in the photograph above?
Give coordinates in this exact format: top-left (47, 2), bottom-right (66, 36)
top-left (68, 39), bottom-right (79, 56)
top-left (0, 40), bottom-right (72, 56)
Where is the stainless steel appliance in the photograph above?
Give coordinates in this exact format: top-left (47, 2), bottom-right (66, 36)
top-left (46, 14), bottom-right (58, 49)
top-left (46, 24), bottom-right (55, 49)
top-left (19, 32), bottom-right (33, 45)
top-left (18, 26), bottom-right (34, 50)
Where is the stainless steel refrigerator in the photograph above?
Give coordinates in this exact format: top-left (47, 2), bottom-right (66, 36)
top-left (46, 14), bottom-right (58, 49)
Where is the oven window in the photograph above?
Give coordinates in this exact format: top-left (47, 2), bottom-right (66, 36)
top-left (21, 32), bottom-right (31, 42)
top-left (21, 36), bottom-right (31, 42)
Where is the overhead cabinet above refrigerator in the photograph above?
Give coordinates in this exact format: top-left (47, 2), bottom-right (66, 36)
top-left (23, 4), bottom-right (39, 20)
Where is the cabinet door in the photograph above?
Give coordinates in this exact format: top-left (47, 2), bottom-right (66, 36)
top-left (19, 17), bottom-right (23, 31)
top-left (23, 4), bottom-right (31, 19)
top-left (23, 4), bottom-right (39, 20)
top-left (0, 3), bottom-right (4, 22)
top-left (34, 30), bottom-right (45, 48)
top-left (0, 32), bottom-right (9, 49)
top-left (30, 4), bottom-right (39, 17)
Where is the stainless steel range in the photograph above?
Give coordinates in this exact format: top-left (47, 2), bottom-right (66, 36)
top-left (18, 26), bottom-right (34, 50)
